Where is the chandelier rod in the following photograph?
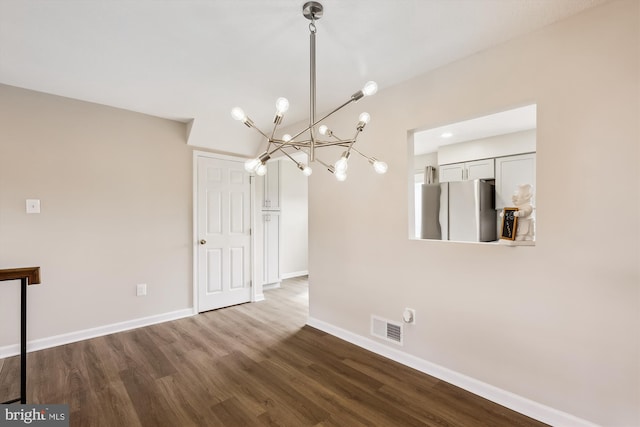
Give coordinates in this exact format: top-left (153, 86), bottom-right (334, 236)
top-left (309, 21), bottom-right (317, 161)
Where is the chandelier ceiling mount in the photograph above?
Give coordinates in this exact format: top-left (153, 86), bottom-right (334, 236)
top-left (302, 1), bottom-right (324, 21)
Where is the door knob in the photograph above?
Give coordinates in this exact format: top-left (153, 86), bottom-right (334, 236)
top-left (199, 239), bottom-right (206, 245)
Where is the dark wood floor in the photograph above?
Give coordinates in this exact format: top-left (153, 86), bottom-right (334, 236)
top-left (1, 276), bottom-right (547, 426)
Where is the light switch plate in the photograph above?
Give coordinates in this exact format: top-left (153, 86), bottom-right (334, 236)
top-left (136, 283), bottom-right (147, 296)
top-left (26, 199), bottom-right (41, 214)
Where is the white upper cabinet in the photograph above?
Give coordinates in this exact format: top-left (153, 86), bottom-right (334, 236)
top-left (439, 163), bottom-right (464, 182)
top-left (439, 159), bottom-right (495, 182)
top-left (495, 153), bottom-right (536, 209)
top-left (466, 159), bottom-right (495, 180)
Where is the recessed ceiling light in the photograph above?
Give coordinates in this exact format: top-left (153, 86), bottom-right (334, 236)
top-left (440, 132), bottom-right (453, 138)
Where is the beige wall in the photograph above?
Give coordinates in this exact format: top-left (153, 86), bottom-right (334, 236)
top-left (308, 1), bottom-right (639, 426)
top-left (0, 85), bottom-right (192, 345)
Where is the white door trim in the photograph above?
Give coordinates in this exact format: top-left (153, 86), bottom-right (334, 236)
top-left (192, 150), bottom-right (259, 314)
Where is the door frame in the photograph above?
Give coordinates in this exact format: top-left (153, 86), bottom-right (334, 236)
top-left (192, 151), bottom-right (260, 314)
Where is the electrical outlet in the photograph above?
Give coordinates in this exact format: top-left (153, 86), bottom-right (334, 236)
top-left (136, 283), bottom-right (147, 296)
top-left (402, 308), bottom-right (416, 324)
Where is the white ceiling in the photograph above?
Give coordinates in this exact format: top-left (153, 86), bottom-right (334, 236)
top-left (413, 104), bottom-right (537, 155)
top-left (0, 0), bottom-right (610, 157)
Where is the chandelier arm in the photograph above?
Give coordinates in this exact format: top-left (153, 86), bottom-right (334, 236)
top-left (290, 142), bottom-right (312, 148)
top-left (326, 131), bottom-right (342, 141)
top-left (266, 140), bottom-right (287, 152)
top-left (263, 143), bottom-right (289, 160)
top-left (343, 129), bottom-right (362, 154)
top-left (312, 98), bottom-right (357, 130)
top-left (266, 140), bottom-right (311, 155)
top-left (280, 149), bottom-right (303, 165)
top-left (289, 126), bottom-right (313, 142)
top-left (246, 123), bottom-right (271, 141)
top-left (313, 157), bottom-right (334, 172)
top-left (286, 143), bottom-right (311, 149)
top-left (264, 144), bottom-right (312, 173)
top-left (291, 138), bottom-right (312, 144)
top-left (270, 122), bottom-right (280, 141)
top-left (348, 145), bottom-right (375, 162)
top-left (322, 129), bottom-right (356, 143)
top-left (265, 140), bottom-right (274, 154)
top-left (312, 139), bottom-right (356, 148)
top-left (271, 140), bottom-right (312, 149)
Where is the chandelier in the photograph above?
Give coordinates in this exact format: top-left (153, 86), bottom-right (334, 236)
top-left (231, 1), bottom-right (387, 181)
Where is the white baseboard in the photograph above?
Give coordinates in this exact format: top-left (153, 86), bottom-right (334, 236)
top-left (281, 270), bottom-right (309, 279)
top-left (0, 308), bottom-right (194, 359)
top-left (306, 316), bottom-right (599, 427)
top-left (262, 282), bottom-right (281, 291)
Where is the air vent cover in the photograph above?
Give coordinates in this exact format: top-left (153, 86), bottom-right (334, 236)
top-left (371, 316), bottom-right (403, 345)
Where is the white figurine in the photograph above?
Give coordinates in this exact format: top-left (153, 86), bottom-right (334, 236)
top-left (512, 184), bottom-right (535, 241)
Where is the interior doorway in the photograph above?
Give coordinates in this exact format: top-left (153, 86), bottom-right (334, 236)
top-left (195, 154), bottom-right (253, 312)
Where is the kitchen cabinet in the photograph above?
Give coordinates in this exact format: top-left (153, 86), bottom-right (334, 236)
top-left (262, 211), bottom-right (280, 286)
top-left (495, 153), bottom-right (536, 209)
top-left (262, 161), bottom-right (280, 209)
top-left (439, 159), bottom-right (495, 182)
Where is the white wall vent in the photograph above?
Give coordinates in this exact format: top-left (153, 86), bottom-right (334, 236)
top-left (371, 315), bottom-right (403, 345)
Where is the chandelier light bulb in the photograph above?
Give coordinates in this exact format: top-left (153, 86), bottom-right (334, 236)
top-left (362, 81), bottom-right (378, 97)
top-left (231, 107), bottom-right (247, 122)
top-left (335, 170), bottom-right (347, 181)
top-left (298, 163), bottom-right (313, 176)
top-left (275, 97), bottom-right (290, 114)
top-left (335, 156), bottom-right (349, 173)
top-left (372, 160), bottom-right (388, 174)
top-left (318, 124), bottom-right (333, 137)
top-left (244, 157), bottom-right (260, 173)
top-left (282, 134), bottom-right (292, 142)
top-left (358, 112), bottom-right (371, 124)
top-left (256, 164), bottom-right (267, 176)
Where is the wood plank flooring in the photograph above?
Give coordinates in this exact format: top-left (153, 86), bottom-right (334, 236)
top-left (1, 277), bottom-right (548, 426)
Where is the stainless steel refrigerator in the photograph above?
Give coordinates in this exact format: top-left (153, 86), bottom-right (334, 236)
top-left (421, 179), bottom-right (496, 242)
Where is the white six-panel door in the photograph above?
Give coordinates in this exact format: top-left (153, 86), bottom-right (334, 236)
top-left (197, 156), bottom-right (251, 312)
